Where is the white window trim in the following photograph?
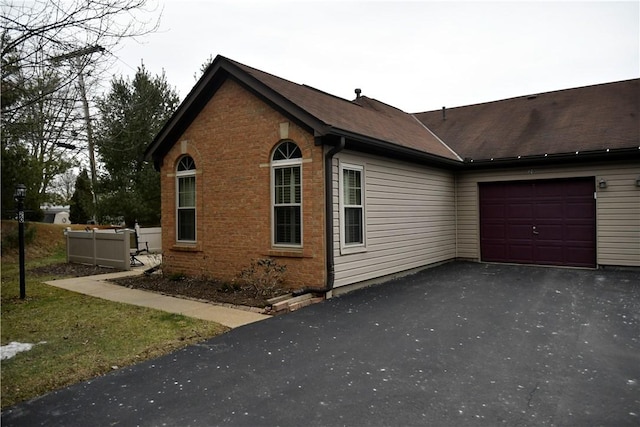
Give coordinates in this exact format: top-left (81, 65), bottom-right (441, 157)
top-left (176, 161), bottom-right (196, 243)
top-left (271, 155), bottom-right (303, 249)
top-left (339, 162), bottom-right (366, 255)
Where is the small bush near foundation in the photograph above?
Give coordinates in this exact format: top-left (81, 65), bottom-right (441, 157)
top-left (219, 282), bottom-right (241, 293)
top-left (237, 258), bottom-right (287, 298)
top-left (168, 272), bottom-right (187, 281)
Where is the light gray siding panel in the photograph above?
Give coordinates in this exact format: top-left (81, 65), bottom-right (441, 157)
top-left (332, 151), bottom-right (456, 288)
top-left (456, 161), bottom-right (640, 267)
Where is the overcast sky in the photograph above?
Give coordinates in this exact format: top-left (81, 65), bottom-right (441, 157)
top-left (112, 1), bottom-right (639, 113)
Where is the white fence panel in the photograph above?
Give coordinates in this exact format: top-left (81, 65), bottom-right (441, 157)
top-left (137, 227), bottom-right (161, 253)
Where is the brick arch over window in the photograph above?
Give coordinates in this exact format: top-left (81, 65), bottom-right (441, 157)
top-left (271, 139), bottom-right (302, 161)
top-left (271, 140), bottom-right (302, 246)
top-left (176, 155), bottom-right (196, 242)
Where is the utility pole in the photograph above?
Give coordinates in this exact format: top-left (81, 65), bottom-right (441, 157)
top-left (52, 45), bottom-right (104, 221)
top-left (76, 62), bottom-right (98, 220)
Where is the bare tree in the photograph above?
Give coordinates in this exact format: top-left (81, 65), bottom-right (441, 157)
top-left (2, 55), bottom-right (84, 213)
top-left (1, 0), bottom-right (160, 112)
top-left (1, 0), bottom-right (161, 218)
top-left (50, 169), bottom-right (77, 205)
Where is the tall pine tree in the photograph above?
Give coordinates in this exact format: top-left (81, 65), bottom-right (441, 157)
top-left (95, 65), bottom-right (179, 226)
top-left (69, 169), bottom-right (93, 224)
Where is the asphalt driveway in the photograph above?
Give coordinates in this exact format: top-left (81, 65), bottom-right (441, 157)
top-left (3, 262), bottom-right (639, 426)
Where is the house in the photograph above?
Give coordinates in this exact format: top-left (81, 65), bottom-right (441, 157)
top-left (41, 204), bottom-right (71, 224)
top-left (145, 55), bottom-right (639, 296)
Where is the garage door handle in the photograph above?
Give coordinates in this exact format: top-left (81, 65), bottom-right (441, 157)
top-left (532, 226), bottom-right (539, 235)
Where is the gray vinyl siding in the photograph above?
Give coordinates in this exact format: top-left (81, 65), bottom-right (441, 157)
top-left (456, 161), bottom-right (640, 267)
top-left (332, 151), bottom-right (456, 288)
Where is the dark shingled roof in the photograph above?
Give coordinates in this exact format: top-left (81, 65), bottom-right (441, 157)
top-left (414, 79), bottom-right (639, 161)
top-left (145, 56), bottom-right (461, 168)
top-left (226, 58), bottom-right (461, 161)
top-left (146, 55), bottom-right (638, 169)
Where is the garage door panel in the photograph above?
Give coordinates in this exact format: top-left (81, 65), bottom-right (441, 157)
top-left (566, 225), bottom-right (596, 241)
top-left (507, 203), bottom-right (534, 218)
top-left (566, 248), bottom-right (597, 267)
top-left (479, 178), bottom-right (595, 268)
top-left (506, 184), bottom-right (534, 199)
top-left (535, 246), bottom-right (564, 264)
top-left (563, 180), bottom-right (595, 195)
top-left (535, 185), bottom-right (564, 198)
top-left (481, 223), bottom-right (505, 238)
top-left (508, 224), bottom-right (535, 238)
top-left (566, 202), bottom-right (596, 218)
top-left (480, 185), bottom-right (506, 199)
top-left (482, 243), bottom-right (507, 261)
top-left (507, 244), bottom-right (534, 262)
top-left (480, 204), bottom-right (505, 219)
top-left (535, 203), bottom-right (563, 219)
top-left (536, 224), bottom-right (563, 239)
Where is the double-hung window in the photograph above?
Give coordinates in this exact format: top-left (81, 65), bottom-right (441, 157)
top-left (340, 163), bottom-right (365, 252)
top-left (272, 141), bottom-right (302, 246)
top-left (176, 156), bottom-right (196, 242)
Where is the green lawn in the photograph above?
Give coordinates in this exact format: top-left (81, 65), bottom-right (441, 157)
top-left (1, 249), bottom-right (228, 409)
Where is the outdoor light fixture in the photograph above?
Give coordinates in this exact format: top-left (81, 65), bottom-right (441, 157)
top-left (14, 183), bottom-right (26, 201)
top-left (636, 176), bottom-right (640, 187)
top-left (598, 178), bottom-right (607, 189)
top-left (14, 184), bottom-right (27, 299)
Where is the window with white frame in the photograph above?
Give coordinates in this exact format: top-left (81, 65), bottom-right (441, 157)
top-left (176, 156), bottom-right (196, 242)
top-left (272, 141), bottom-right (302, 246)
top-left (340, 163), bottom-right (365, 249)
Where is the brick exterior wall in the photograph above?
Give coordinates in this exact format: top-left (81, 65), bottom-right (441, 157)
top-left (159, 78), bottom-right (326, 289)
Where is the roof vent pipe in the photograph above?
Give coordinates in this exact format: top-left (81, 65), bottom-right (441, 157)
top-left (355, 88), bottom-right (362, 99)
top-left (442, 106), bottom-right (446, 121)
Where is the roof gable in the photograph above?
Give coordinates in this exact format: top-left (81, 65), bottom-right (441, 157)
top-left (145, 55), bottom-right (461, 168)
top-left (229, 58), bottom-right (461, 160)
top-left (414, 79), bottom-right (639, 162)
top-left (146, 56), bottom-right (638, 170)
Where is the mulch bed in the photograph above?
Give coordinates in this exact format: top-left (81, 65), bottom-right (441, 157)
top-left (30, 263), bottom-right (285, 309)
top-left (30, 263), bottom-right (116, 277)
top-left (111, 274), bottom-right (275, 308)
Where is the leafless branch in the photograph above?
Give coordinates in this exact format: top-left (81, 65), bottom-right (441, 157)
top-left (1, 0), bottom-right (161, 113)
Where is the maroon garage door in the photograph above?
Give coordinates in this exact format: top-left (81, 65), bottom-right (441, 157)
top-left (479, 178), bottom-right (596, 268)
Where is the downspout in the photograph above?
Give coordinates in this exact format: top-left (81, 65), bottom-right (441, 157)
top-left (454, 173), bottom-right (459, 259)
top-left (292, 136), bottom-right (346, 297)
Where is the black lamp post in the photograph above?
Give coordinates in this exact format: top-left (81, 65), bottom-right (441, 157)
top-left (14, 184), bottom-right (26, 299)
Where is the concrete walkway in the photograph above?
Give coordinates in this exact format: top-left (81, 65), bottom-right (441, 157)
top-left (43, 256), bottom-right (270, 329)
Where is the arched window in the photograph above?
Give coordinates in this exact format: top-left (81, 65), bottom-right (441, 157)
top-left (176, 156), bottom-right (196, 242)
top-left (271, 141), bottom-right (302, 246)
